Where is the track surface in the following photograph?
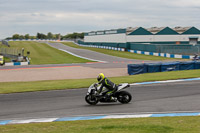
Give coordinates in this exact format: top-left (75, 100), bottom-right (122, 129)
top-left (0, 80), bottom-right (200, 120)
top-left (0, 42), bottom-right (155, 82)
top-left (46, 42), bottom-right (148, 63)
top-left (0, 42), bottom-right (198, 121)
top-left (0, 42), bottom-right (153, 70)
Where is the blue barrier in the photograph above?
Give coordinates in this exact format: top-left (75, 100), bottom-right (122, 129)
top-left (146, 63), bottom-right (161, 73)
top-left (194, 61), bottom-right (200, 69)
top-left (128, 61), bottom-right (200, 75)
top-left (179, 61), bottom-right (195, 70)
top-left (161, 62), bottom-right (180, 72)
top-left (128, 64), bottom-right (147, 75)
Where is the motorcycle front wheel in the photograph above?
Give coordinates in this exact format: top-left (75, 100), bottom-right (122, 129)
top-left (85, 95), bottom-right (99, 105)
top-left (117, 91), bottom-right (132, 104)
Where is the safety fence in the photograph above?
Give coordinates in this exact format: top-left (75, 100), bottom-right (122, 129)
top-left (78, 42), bottom-right (200, 55)
top-left (78, 44), bottom-right (193, 59)
top-left (0, 47), bottom-right (23, 59)
top-left (128, 43), bottom-right (200, 55)
top-left (78, 44), bottom-right (125, 52)
top-left (128, 61), bottom-right (200, 75)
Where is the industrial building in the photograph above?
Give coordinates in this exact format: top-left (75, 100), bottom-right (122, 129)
top-left (83, 27), bottom-right (200, 55)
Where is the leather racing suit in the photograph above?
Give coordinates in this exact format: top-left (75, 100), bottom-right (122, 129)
top-left (98, 77), bottom-right (118, 97)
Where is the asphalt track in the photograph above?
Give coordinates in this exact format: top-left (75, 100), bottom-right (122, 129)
top-left (0, 42), bottom-right (199, 121)
top-left (0, 80), bottom-right (200, 120)
top-left (46, 42), bottom-right (143, 63)
top-left (0, 42), bottom-right (156, 82)
top-left (0, 42), bottom-right (154, 70)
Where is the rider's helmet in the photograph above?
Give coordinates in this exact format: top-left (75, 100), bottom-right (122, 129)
top-left (97, 73), bottom-right (105, 83)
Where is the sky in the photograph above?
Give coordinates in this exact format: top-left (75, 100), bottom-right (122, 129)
top-left (0, 0), bottom-right (200, 39)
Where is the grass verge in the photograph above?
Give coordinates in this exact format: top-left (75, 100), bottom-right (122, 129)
top-left (0, 43), bottom-right (11, 62)
top-left (0, 116), bottom-right (200, 133)
top-left (6, 41), bottom-right (92, 65)
top-left (0, 69), bottom-right (200, 94)
top-left (61, 42), bottom-right (183, 61)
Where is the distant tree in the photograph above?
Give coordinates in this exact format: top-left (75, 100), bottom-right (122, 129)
top-left (36, 33), bottom-right (47, 39)
top-left (12, 34), bottom-right (20, 39)
top-left (63, 32), bottom-right (84, 40)
top-left (19, 35), bottom-right (25, 39)
top-left (6, 37), bottom-right (12, 40)
top-left (25, 34), bottom-right (30, 39)
top-left (37, 33), bottom-right (42, 39)
top-left (41, 33), bottom-right (47, 39)
top-left (78, 33), bottom-right (84, 39)
top-left (52, 34), bottom-right (57, 39)
top-left (47, 32), bottom-right (53, 39)
top-left (55, 34), bottom-right (60, 40)
top-left (30, 36), bottom-right (36, 39)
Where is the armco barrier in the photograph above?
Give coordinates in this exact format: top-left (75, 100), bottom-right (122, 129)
top-left (5, 62), bottom-right (29, 66)
top-left (128, 61), bottom-right (200, 75)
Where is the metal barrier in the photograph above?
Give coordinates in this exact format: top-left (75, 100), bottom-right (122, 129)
top-left (128, 43), bottom-right (200, 55)
top-left (1, 40), bottom-right (10, 47)
top-left (0, 47), bottom-right (23, 59)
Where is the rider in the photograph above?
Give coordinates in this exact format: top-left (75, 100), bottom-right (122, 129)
top-left (97, 73), bottom-right (118, 99)
top-left (193, 54), bottom-right (199, 60)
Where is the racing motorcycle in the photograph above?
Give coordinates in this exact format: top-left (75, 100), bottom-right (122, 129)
top-left (85, 83), bottom-right (132, 105)
top-left (192, 54), bottom-right (200, 61)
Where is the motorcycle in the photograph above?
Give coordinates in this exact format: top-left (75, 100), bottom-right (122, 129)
top-left (85, 83), bottom-right (132, 105)
top-left (192, 54), bottom-right (200, 61)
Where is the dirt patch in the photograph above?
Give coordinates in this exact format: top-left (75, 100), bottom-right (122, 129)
top-left (0, 66), bottom-right (128, 82)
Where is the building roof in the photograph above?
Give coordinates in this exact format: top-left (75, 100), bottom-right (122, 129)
top-left (85, 26), bottom-right (200, 36)
top-left (126, 27), bottom-right (140, 34)
top-left (156, 27), bottom-right (179, 35)
top-left (146, 27), bottom-right (167, 34)
top-left (127, 27), bottom-right (152, 35)
top-left (172, 27), bottom-right (192, 34)
top-left (182, 27), bottom-right (200, 34)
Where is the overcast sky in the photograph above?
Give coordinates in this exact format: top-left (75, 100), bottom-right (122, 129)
top-left (0, 0), bottom-right (200, 39)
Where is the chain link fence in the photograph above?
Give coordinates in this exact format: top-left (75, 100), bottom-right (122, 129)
top-left (0, 47), bottom-right (23, 59)
top-left (129, 43), bottom-right (200, 55)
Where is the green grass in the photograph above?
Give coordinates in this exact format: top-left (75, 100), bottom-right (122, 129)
top-left (6, 41), bottom-right (92, 65)
top-left (0, 42), bottom-right (11, 62)
top-left (61, 42), bottom-right (183, 61)
top-left (0, 116), bottom-right (200, 133)
top-left (1, 69), bottom-right (200, 94)
top-left (3, 57), bottom-right (10, 62)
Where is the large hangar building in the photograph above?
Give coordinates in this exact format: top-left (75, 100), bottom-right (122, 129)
top-left (83, 27), bottom-right (200, 55)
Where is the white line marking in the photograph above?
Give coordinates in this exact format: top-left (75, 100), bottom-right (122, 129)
top-left (58, 49), bottom-right (107, 63)
top-left (9, 118), bottom-right (58, 124)
top-left (130, 78), bottom-right (200, 86)
top-left (104, 114), bottom-right (151, 119)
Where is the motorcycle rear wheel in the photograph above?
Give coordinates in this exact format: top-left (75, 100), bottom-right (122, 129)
top-left (85, 95), bottom-right (99, 105)
top-left (117, 91), bottom-right (132, 104)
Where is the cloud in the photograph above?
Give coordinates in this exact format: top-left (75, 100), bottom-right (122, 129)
top-left (0, 0), bottom-right (200, 38)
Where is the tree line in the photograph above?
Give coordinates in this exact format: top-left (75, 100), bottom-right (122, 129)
top-left (6, 32), bottom-right (84, 40)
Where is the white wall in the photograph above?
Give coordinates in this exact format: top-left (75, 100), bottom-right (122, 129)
top-left (84, 34), bottom-right (126, 43)
top-left (127, 35), bottom-right (200, 42)
top-left (154, 35), bottom-right (180, 42)
top-left (84, 34), bottom-right (200, 43)
top-left (126, 35), bottom-right (154, 42)
top-left (180, 35), bottom-right (200, 42)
